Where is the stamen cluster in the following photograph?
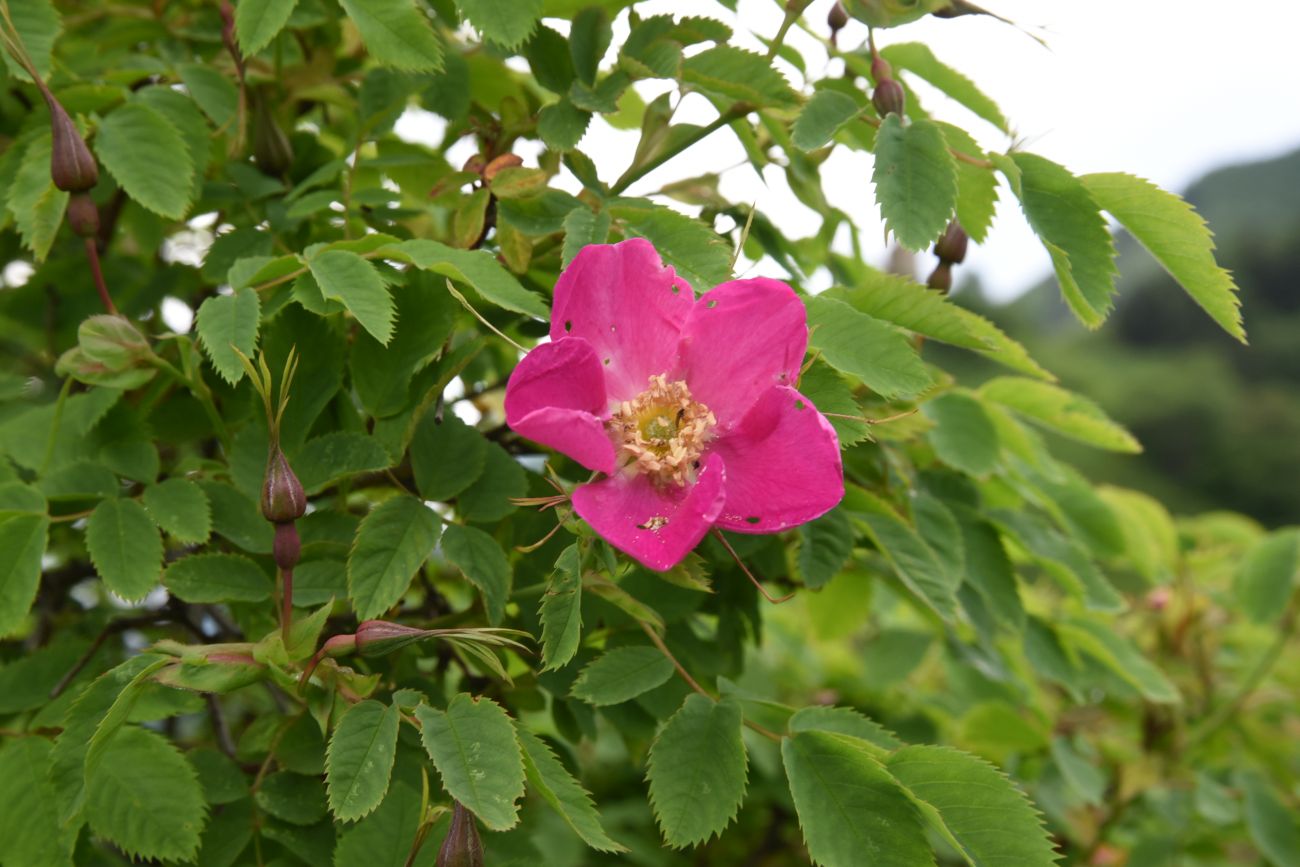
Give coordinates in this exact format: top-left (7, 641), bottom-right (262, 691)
top-left (609, 374), bottom-right (716, 487)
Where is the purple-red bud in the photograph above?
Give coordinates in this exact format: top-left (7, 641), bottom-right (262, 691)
top-left (934, 221), bottom-right (968, 265)
top-left (870, 55), bottom-right (893, 84)
top-left (872, 78), bottom-right (906, 118)
top-left (437, 802), bottom-right (484, 867)
top-left (67, 193), bottom-right (100, 237)
top-left (355, 620), bottom-right (435, 657)
top-left (322, 633), bottom-right (359, 657)
top-left (273, 522), bottom-right (301, 572)
top-left (41, 89), bottom-right (99, 193)
top-left (262, 448), bottom-right (306, 524)
top-left (828, 2), bottom-right (849, 33)
top-left (927, 261), bottom-right (953, 293)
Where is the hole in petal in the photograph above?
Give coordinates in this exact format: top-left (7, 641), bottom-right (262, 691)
top-left (671, 284), bottom-right (680, 294)
top-left (745, 516), bottom-right (761, 525)
top-left (706, 300), bottom-right (718, 309)
top-left (564, 320), bottom-right (572, 332)
top-left (795, 399), bottom-right (806, 410)
top-left (603, 357), bottom-right (611, 365)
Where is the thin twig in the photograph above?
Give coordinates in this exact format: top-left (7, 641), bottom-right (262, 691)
top-left (712, 529), bottom-right (794, 604)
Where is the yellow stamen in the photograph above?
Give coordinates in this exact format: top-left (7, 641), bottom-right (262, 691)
top-left (608, 374), bottom-right (716, 488)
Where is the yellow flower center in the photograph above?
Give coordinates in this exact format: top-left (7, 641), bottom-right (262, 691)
top-left (609, 374), bottom-right (716, 487)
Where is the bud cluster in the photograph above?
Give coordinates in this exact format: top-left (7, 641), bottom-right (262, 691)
top-left (927, 220), bottom-right (969, 293)
top-left (870, 55), bottom-right (906, 119)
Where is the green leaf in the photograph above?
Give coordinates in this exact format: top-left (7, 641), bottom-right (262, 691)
top-left (1098, 486), bottom-right (1178, 584)
top-left (254, 771), bottom-right (327, 825)
top-left (569, 7), bottom-right (612, 85)
top-left (235, 0), bottom-right (296, 55)
top-left (562, 206), bottom-right (612, 268)
top-left (1235, 530), bottom-right (1299, 624)
top-left (381, 239), bottom-right (549, 318)
top-left (979, 377), bottom-right (1140, 453)
top-left (937, 122), bottom-right (998, 243)
top-left (455, 0), bottom-right (541, 47)
top-left (843, 488), bottom-right (957, 621)
top-left (608, 197), bottom-right (732, 289)
top-left (923, 391), bottom-right (999, 477)
top-left (1, 0), bottom-right (61, 81)
top-left (198, 480), bottom-right (273, 554)
top-left (177, 63), bottom-right (238, 127)
top-left (797, 508), bottom-right (854, 590)
top-left (95, 101), bottom-right (194, 220)
top-left (538, 97), bottom-right (592, 151)
top-left (792, 89), bottom-right (863, 151)
top-left (333, 781), bottom-right (433, 867)
top-left (0, 512), bottom-right (49, 637)
top-left (410, 413), bottom-right (487, 501)
top-left (339, 0), bottom-right (444, 70)
top-left (888, 744), bottom-right (1058, 867)
top-left (682, 46), bottom-right (798, 108)
top-left (1083, 171), bottom-right (1245, 342)
top-left (517, 728), bottom-right (627, 852)
top-left (86, 498), bottom-right (162, 601)
top-left (540, 544), bottom-right (583, 670)
top-left (1241, 770), bottom-right (1300, 867)
top-left (872, 116), bottom-right (957, 251)
top-left (880, 43), bottom-right (1008, 132)
top-left (992, 509), bottom-right (1122, 613)
top-left (348, 496), bottom-right (441, 620)
top-left (1050, 736), bottom-right (1106, 807)
top-left (163, 552), bottom-right (271, 603)
top-left (788, 705), bottom-right (902, 751)
top-left (830, 272), bottom-right (984, 350)
top-left (455, 442), bottom-right (527, 523)
top-left (6, 132), bottom-right (67, 261)
top-left (1004, 153), bottom-right (1118, 328)
top-left (1059, 618), bottom-right (1180, 704)
top-left (292, 431), bottom-right (392, 494)
top-left (956, 516), bottom-right (1024, 634)
top-left (327, 700), bottom-right (401, 822)
top-left (196, 287), bottom-right (261, 385)
top-left (804, 295), bottom-right (930, 399)
top-left (782, 730), bottom-right (933, 867)
top-left (440, 523), bottom-right (511, 625)
top-left (647, 695), bottom-right (747, 847)
top-left (143, 477), bottom-right (211, 543)
top-left (85, 726), bottom-right (207, 862)
top-left (416, 694), bottom-right (525, 830)
top-left (0, 737), bottom-right (75, 867)
top-left (797, 362), bottom-right (869, 446)
top-left (308, 250), bottom-right (395, 344)
top-left (570, 645), bottom-right (673, 706)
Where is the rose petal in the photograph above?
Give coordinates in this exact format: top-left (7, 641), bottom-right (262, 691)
top-left (505, 337), bottom-right (616, 473)
top-left (550, 239), bottom-right (693, 402)
top-left (709, 386), bottom-right (842, 533)
top-left (572, 453), bottom-right (726, 571)
top-left (675, 277), bottom-right (808, 429)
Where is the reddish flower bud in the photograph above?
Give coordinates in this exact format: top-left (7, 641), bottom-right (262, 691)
top-left (927, 261), bottom-right (953, 293)
top-left (67, 193), bottom-right (100, 237)
top-left (934, 221), bottom-right (968, 265)
top-left (870, 55), bottom-right (893, 84)
top-left (828, 2), bottom-right (849, 33)
top-left (262, 448), bottom-right (306, 524)
top-left (437, 802), bottom-right (484, 867)
top-left (41, 89), bottom-right (99, 193)
top-left (872, 78), bottom-right (906, 118)
top-left (322, 633), bottom-right (359, 657)
top-left (273, 522), bottom-right (301, 572)
top-left (355, 620), bottom-right (434, 657)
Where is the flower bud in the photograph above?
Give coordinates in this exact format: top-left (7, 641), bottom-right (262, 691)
top-left (262, 448), bottom-right (307, 523)
top-left (252, 90), bottom-right (293, 176)
top-left (355, 620), bottom-right (434, 657)
top-left (41, 89), bottom-right (99, 193)
top-left (872, 78), bottom-right (906, 118)
top-left (273, 522), bottom-right (301, 572)
top-left (870, 55), bottom-right (893, 84)
top-left (828, 2), bottom-right (849, 33)
top-left (437, 802), bottom-right (484, 867)
top-left (322, 633), bottom-right (359, 657)
top-left (482, 153), bottom-right (524, 182)
top-left (78, 314), bottom-right (150, 369)
top-left (934, 221), bottom-right (968, 265)
top-left (927, 261), bottom-right (953, 293)
top-left (67, 193), bottom-right (100, 237)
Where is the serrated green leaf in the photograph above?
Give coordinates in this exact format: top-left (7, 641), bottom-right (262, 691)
top-left (538, 97), bottom-right (592, 151)
top-left (797, 508), bottom-right (854, 590)
top-left (416, 694), bottom-right (525, 830)
top-left (979, 376), bottom-right (1140, 453)
top-left (6, 132), bottom-right (68, 261)
top-left (381, 238), bottom-right (549, 318)
top-left (177, 63), bottom-right (238, 128)
top-left (782, 730), bottom-right (933, 867)
top-left (0, 512), bottom-right (48, 637)
top-left (923, 391), bottom-right (999, 477)
top-left (327, 700), bottom-right (400, 822)
top-left (888, 744), bottom-right (1059, 867)
top-left (562, 206), bottom-right (612, 267)
top-left (340, 0), bottom-right (443, 70)
top-left (804, 295), bottom-right (930, 399)
top-left (951, 305), bottom-right (1054, 380)
top-left (881, 43), bottom-right (1008, 132)
top-left (540, 544), bottom-right (583, 670)
top-left (830, 272), bottom-right (985, 350)
top-left (85, 726), bottom-right (207, 861)
top-left (440, 523), bottom-right (511, 625)
top-left (1060, 618), bottom-right (1180, 704)
top-left (570, 645), bottom-right (673, 706)
top-left (198, 479), bottom-right (274, 553)
top-left (843, 487), bottom-right (957, 621)
top-left (86, 498), bottom-right (162, 601)
top-left (2, 0), bottom-right (60, 80)
top-left (1235, 530), bottom-right (1299, 624)
top-left (788, 705), bottom-right (902, 751)
top-left (292, 430), bottom-right (392, 494)
top-left (873, 116), bottom-right (957, 250)
top-left (1083, 171), bottom-right (1245, 342)
top-left (517, 728), bottom-right (627, 852)
top-left (455, 442), bottom-right (526, 523)
top-left (682, 45), bottom-right (797, 108)
top-left (333, 781), bottom-right (435, 867)
top-left (308, 250), bottom-right (394, 344)
top-left (647, 695), bottom-right (747, 848)
top-left (1241, 770), bottom-right (1300, 867)
top-left (0, 737), bottom-right (75, 867)
top-left (196, 287), bottom-right (260, 385)
top-left (608, 197), bottom-right (732, 289)
top-left (143, 477), bottom-right (211, 543)
top-left (95, 101), bottom-right (194, 220)
top-left (792, 90), bottom-right (863, 151)
top-left (254, 771), bottom-right (327, 825)
top-left (1005, 153), bottom-right (1118, 328)
top-left (410, 412), bottom-right (487, 501)
top-left (1050, 736), bottom-right (1106, 807)
top-left (348, 496), bottom-right (441, 620)
top-left (797, 362), bottom-right (869, 446)
top-left (1097, 486), bottom-right (1178, 584)
top-left (937, 122), bottom-right (998, 243)
top-left (455, 0), bottom-right (541, 47)
top-left (236, 0), bottom-right (297, 55)
top-left (956, 515), bottom-right (1024, 633)
top-left (163, 552), bottom-right (271, 603)
top-left (992, 509), bottom-right (1122, 612)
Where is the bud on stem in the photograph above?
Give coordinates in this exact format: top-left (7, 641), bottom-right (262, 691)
top-left (872, 78), bottom-right (906, 118)
top-left (39, 85), bottom-right (99, 193)
top-left (437, 802), bottom-right (484, 867)
top-left (262, 448), bottom-right (307, 524)
top-left (934, 220), bottom-right (968, 265)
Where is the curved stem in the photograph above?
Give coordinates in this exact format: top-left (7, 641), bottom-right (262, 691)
top-left (83, 237), bottom-right (118, 314)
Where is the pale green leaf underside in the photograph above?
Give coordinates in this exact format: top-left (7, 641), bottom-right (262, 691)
top-left (327, 700), bottom-right (401, 822)
top-left (979, 376), bottom-right (1140, 453)
top-left (873, 116), bottom-right (958, 251)
top-left (570, 645), bottom-right (673, 706)
top-left (340, 0), bottom-right (444, 70)
top-left (804, 295), bottom-right (930, 399)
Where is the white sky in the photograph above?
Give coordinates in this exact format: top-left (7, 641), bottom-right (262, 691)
top-left (516, 0), bottom-right (1300, 300)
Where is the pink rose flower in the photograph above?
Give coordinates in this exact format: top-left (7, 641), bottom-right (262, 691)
top-left (504, 240), bottom-right (844, 571)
